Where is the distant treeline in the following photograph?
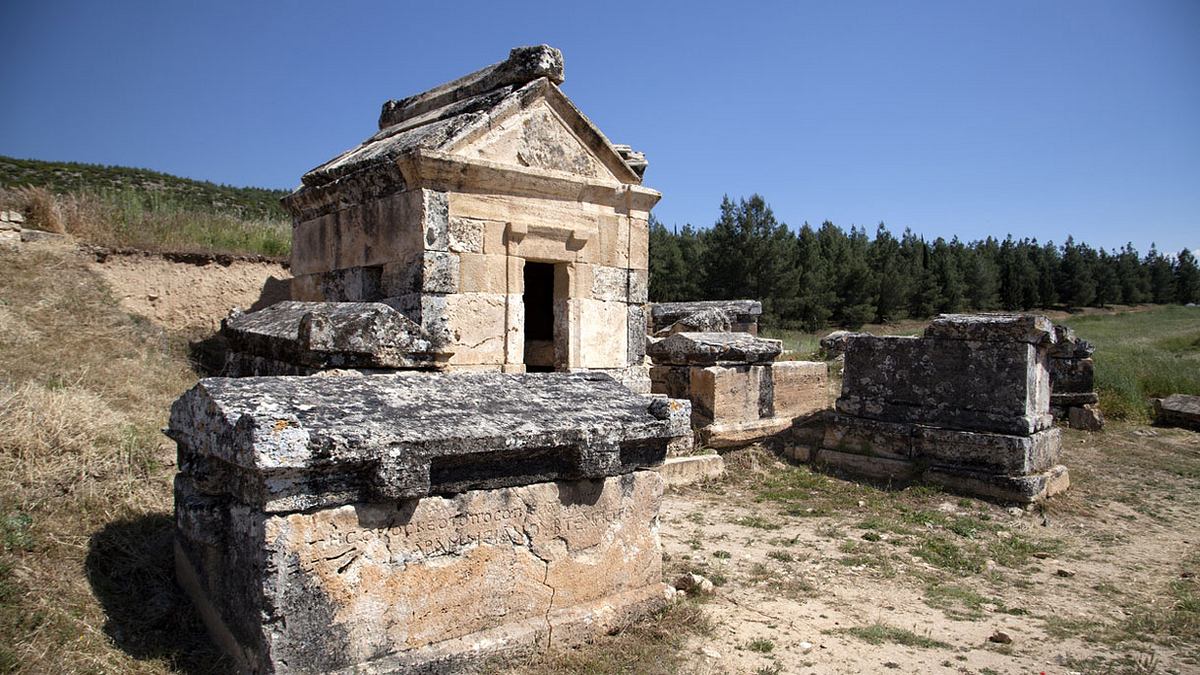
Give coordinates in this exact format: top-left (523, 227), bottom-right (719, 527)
top-left (649, 195), bottom-right (1200, 330)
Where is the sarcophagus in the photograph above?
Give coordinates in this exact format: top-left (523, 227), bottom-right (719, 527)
top-left (169, 372), bottom-right (689, 673)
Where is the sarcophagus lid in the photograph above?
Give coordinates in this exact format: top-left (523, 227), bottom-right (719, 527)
top-left (168, 371), bottom-right (690, 512)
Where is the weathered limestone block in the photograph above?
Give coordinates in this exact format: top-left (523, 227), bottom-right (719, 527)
top-left (1155, 394), bottom-right (1200, 431)
top-left (649, 300), bottom-right (762, 336)
top-left (222, 301), bottom-right (449, 375)
top-left (655, 454), bottom-right (725, 486)
top-left (175, 471), bottom-right (668, 674)
top-left (839, 335), bottom-right (1052, 435)
top-left (688, 364), bottom-right (767, 426)
top-left (647, 332), bottom-right (781, 367)
top-left (771, 360), bottom-right (829, 418)
top-left (1050, 356), bottom-right (1095, 395)
top-left (822, 413), bottom-right (914, 460)
top-left (169, 372), bottom-right (690, 511)
top-left (700, 417), bottom-right (794, 449)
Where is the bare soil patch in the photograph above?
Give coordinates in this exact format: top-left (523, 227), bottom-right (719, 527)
top-left (87, 249), bottom-right (289, 333)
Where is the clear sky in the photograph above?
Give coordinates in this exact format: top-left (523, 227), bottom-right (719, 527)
top-left (2, 1), bottom-right (1197, 255)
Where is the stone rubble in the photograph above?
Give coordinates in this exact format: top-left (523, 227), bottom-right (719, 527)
top-left (807, 314), bottom-right (1069, 503)
top-left (1048, 324), bottom-right (1104, 430)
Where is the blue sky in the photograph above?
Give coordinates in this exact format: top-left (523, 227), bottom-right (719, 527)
top-left (1, 1), bottom-right (1197, 254)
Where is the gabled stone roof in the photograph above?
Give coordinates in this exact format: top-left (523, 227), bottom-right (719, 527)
top-left (295, 45), bottom-right (646, 195)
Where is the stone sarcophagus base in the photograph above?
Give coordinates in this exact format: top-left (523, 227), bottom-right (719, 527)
top-left (815, 413), bottom-right (1068, 503)
top-left (168, 371), bottom-right (690, 673)
top-left (176, 471), bottom-right (667, 674)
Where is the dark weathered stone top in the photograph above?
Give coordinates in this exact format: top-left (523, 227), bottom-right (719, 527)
top-left (379, 45), bottom-right (564, 130)
top-left (647, 332), bottom-right (782, 366)
top-left (650, 300), bottom-right (762, 330)
top-left (222, 301), bottom-right (448, 370)
top-left (924, 313), bottom-right (1056, 345)
top-left (168, 372), bottom-right (690, 511)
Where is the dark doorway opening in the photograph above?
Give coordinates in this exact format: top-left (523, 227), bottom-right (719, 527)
top-left (523, 261), bottom-right (556, 372)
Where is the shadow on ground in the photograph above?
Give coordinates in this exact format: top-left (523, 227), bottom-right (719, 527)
top-left (86, 513), bottom-right (231, 674)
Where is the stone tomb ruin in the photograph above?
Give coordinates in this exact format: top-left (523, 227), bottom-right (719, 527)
top-left (648, 331), bottom-right (828, 448)
top-left (814, 314), bottom-right (1069, 503)
top-left (170, 372), bottom-right (690, 672)
top-left (281, 44), bottom-right (656, 391)
top-left (1048, 324), bottom-right (1104, 431)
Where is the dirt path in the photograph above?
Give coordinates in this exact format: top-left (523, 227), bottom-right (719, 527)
top-left (657, 425), bottom-right (1200, 674)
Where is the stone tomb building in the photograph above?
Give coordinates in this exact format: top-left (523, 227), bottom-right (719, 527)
top-left (282, 45), bottom-right (656, 388)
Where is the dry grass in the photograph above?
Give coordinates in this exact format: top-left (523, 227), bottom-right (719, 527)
top-left (0, 241), bottom-right (221, 673)
top-left (1, 186), bottom-right (64, 233)
top-left (0, 186), bottom-right (289, 257)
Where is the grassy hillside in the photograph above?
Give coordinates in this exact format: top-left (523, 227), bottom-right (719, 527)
top-left (0, 156), bottom-right (289, 221)
top-left (0, 156), bottom-right (291, 258)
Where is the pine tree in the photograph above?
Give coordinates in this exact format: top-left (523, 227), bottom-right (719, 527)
top-left (870, 224), bottom-right (909, 322)
top-left (1057, 236), bottom-right (1096, 308)
top-left (1176, 248), bottom-right (1200, 304)
top-left (1147, 245), bottom-right (1178, 304)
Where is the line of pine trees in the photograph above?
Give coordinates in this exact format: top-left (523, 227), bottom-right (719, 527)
top-left (649, 195), bottom-right (1200, 331)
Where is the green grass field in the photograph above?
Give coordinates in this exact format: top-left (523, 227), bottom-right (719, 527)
top-left (1065, 306), bottom-right (1200, 421)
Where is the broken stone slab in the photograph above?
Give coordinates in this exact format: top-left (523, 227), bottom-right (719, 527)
top-left (649, 300), bottom-right (762, 335)
top-left (167, 371), bottom-right (690, 512)
top-left (1051, 391), bottom-right (1100, 408)
top-left (1154, 394), bottom-right (1200, 431)
top-left (222, 300), bottom-right (451, 373)
top-left (925, 464), bottom-right (1070, 504)
top-left (378, 45), bottom-right (565, 130)
top-left (839, 334), bottom-right (1052, 435)
top-left (924, 313), bottom-right (1056, 346)
top-left (646, 332), bottom-right (781, 367)
top-left (665, 307), bottom-right (734, 335)
top-left (655, 454), bottom-right (725, 486)
top-left (176, 470), bottom-right (668, 674)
